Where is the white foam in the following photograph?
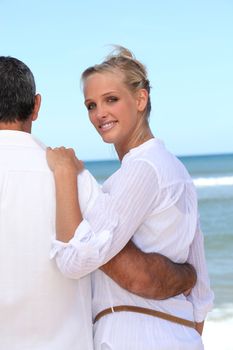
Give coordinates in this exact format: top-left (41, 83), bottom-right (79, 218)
top-left (202, 306), bottom-right (233, 350)
top-left (203, 319), bottom-right (233, 349)
top-left (193, 176), bottom-right (233, 188)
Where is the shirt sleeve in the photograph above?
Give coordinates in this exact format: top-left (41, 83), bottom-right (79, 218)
top-left (77, 169), bottom-right (102, 216)
top-left (187, 217), bottom-right (214, 322)
top-left (51, 159), bottom-right (158, 279)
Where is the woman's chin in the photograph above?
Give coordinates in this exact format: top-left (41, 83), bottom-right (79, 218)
top-left (100, 133), bottom-right (116, 144)
top-left (101, 136), bottom-right (114, 144)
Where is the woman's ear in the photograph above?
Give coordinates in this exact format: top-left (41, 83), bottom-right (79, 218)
top-left (136, 89), bottom-right (148, 112)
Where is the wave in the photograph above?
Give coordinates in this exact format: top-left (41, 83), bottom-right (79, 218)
top-left (193, 176), bottom-right (233, 188)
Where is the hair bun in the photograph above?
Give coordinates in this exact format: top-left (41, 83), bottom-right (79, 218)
top-left (106, 45), bottom-right (134, 61)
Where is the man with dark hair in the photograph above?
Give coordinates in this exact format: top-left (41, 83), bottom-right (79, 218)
top-left (0, 56), bottom-right (197, 349)
top-left (0, 56), bottom-right (37, 123)
top-left (0, 56), bottom-right (95, 350)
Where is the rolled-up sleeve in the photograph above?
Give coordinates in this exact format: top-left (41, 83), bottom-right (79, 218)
top-left (51, 160), bottom-right (158, 279)
top-left (187, 218), bottom-right (214, 322)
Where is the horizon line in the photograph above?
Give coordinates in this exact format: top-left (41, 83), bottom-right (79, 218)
top-left (84, 151), bottom-right (233, 163)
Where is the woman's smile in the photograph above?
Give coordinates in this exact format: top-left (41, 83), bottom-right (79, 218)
top-left (99, 120), bottom-right (118, 132)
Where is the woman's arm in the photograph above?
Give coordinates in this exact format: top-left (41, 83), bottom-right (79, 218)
top-left (49, 156), bottom-right (160, 278)
top-left (186, 218), bottom-right (214, 329)
top-left (47, 147), bottom-right (83, 242)
top-left (47, 147), bottom-right (197, 299)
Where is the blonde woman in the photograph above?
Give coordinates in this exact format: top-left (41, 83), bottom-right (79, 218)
top-left (47, 47), bottom-right (213, 349)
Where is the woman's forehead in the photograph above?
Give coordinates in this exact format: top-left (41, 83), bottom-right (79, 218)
top-left (84, 71), bottom-right (126, 94)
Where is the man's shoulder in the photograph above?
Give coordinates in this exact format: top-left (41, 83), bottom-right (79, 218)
top-left (0, 134), bottom-right (50, 172)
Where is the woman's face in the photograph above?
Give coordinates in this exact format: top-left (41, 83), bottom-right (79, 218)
top-left (83, 71), bottom-right (145, 154)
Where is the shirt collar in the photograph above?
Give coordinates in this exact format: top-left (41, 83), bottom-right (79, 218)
top-left (0, 130), bottom-right (46, 150)
top-left (122, 137), bottom-right (163, 162)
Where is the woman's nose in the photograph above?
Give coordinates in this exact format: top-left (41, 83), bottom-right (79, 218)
top-left (96, 105), bottom-right (107, 119)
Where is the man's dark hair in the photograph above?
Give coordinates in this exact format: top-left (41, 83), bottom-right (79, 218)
top-left (0, 56), bottom-right (36, 122)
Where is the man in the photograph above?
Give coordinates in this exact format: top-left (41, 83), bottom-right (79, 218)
top-left (0, 56), bottom-right (196, 350)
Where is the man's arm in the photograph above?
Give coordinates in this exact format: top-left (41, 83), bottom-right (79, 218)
top-left (101, 241), bottom-right (196, 300)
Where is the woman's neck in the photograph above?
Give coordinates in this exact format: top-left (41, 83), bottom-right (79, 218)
top-left (116, 127), bottom-right (154, 161)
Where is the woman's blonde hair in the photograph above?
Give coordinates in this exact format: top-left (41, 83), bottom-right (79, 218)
top-left (81, 46), bottom-right (151, 121)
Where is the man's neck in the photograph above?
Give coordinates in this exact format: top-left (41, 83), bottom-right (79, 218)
top-left (0, 121), bottom-right (31, 133)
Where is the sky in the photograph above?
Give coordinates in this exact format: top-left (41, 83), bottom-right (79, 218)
top-left (1, 0), bottom-right (232, 160)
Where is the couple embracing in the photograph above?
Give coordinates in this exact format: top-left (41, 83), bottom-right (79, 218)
top-left (0, 47), bottom-right (213, 350)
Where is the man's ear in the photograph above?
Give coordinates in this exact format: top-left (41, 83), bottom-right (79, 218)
top-left (32, 94), bottom-right (41, 122)
top-left (136, 89), bottom-right (148, 113)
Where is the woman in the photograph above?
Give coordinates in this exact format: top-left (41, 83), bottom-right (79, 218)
top-left (47, 47), bottom-right (213, 349)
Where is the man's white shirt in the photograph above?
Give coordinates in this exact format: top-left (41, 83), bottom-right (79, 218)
top-left (0, 130), bottom-right (99, 350)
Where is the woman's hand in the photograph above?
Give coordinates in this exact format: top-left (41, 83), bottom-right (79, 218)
top-left (46, 147), bottom-right (84, 175)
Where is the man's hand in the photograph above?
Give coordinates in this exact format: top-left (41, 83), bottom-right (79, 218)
top-left (183, 288), bottom-right (192, 296)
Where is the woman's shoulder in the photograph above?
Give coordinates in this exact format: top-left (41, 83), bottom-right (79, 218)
top-left (124, 139), bottom-right (193, 186)
top-left (122, 140), bottom-right (161, 174)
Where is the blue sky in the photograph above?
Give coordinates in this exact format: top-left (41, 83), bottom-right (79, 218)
top-left (1, 0), bottom-right (232, 160)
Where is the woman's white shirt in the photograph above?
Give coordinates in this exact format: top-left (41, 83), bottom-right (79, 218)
top-left (50, 138), bottom-right (214, 323)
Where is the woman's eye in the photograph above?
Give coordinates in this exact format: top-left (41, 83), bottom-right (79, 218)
top-left (107, 96), bottom-right (118, 103)
top-left (87, 102), bottom-right (96, 111)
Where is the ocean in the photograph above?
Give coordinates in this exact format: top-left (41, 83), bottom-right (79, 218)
top-left (85, 153), bottom-right (233, 350)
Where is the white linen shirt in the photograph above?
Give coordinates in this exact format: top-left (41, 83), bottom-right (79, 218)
top-left (0, 130), bottom-right (99, 350)
top-left (51, 138), bottom-right (214, 349)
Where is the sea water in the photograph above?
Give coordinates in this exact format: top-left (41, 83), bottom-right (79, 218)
top-left (85, 153), bottom-right (233, 350)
